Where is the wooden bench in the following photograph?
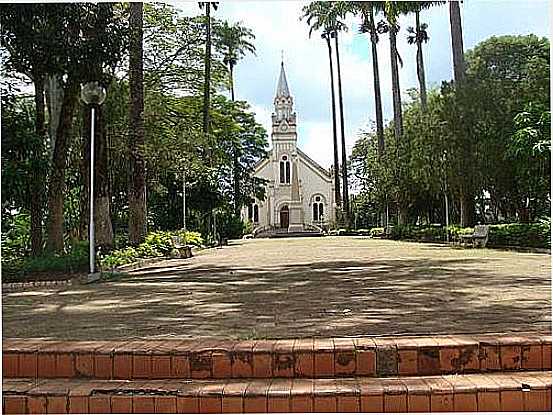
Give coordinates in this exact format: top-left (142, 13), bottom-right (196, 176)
top-left (171, 236), bottom-right (193, 258)
top-left (458, 225), bottom-right (490, 248)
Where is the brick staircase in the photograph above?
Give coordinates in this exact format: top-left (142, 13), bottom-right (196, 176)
top-left (2, 333), bottom-right (551, 413)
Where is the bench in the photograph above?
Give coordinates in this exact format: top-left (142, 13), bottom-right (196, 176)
top-left (170, 236), bottom-right (193, 258)
top-left (458, 225), bottom-right (490, 248)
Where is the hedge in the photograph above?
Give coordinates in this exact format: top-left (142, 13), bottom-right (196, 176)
top-left (379, 222), bottom-right (550, 249)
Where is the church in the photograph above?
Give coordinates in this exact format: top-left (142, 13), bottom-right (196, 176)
top-left (242, 62), bottom-right (336, 234)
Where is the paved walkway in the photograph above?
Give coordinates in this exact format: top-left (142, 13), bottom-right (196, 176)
top-left (2, 237), bottom-right (551, 339)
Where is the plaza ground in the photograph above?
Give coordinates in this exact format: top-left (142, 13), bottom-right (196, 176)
top-left (2, 237), bottom-right (550, 340)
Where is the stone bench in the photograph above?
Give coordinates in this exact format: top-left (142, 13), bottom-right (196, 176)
top-left (170, 236), bottom-right (193, 258)
top-left (458, 224), bottom-right (490, 248)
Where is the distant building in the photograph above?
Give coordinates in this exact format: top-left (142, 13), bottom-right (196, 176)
top-left (242, 62), bottom-right (336, 233)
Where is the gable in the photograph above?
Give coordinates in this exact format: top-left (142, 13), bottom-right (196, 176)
top-left (296, 148), bottom-right (332, 182)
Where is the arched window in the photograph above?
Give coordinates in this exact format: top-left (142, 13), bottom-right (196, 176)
top-left (253, 204), bottom-right (259, 223)
top-left (279, 155), bottom-right (291, 184)
top-left (247, 204), bottom-right (253, 221)
top-left (312, 196), bottom-right (325, 221)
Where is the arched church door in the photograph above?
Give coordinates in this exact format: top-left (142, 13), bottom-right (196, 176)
top-left (280, 205), bottom-right (289, 229)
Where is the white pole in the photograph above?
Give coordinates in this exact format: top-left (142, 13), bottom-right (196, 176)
top-left (182, 171), bottom-right (187, 244)
top-left (445, 191), bottom-right (450, 243)
top-left (89, 107), bottom-right (95, 274)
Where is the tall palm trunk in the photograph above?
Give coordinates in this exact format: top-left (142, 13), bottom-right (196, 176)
top-left (31, 75), bottom-right (46, 255)
top-left (229, 63), bottom-right (235, 101)
top-left (128, 1), bottom-right (146, 245)
top-left (449, 0), bottom-right (473, 226)
top-left (449, 0), bottom-right (465, 84)
top-left (45, 81), bottom-right (80, 252)
top-left (203, 3), bottom-right (212, 135)
top-left (389, 26), bottom-right (403, 141)
top-left (415, 10), bottom-right (427, 111)
top-left (324, 34), bottom-right (341, 210)
top-left (333, 31), bottom-right (350, 225)
top-left (368, 8), bottom-right (385, 158)
top-left (229, 62), bottom-right (240, 216)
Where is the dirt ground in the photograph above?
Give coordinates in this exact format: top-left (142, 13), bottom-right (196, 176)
top-left (2, 237), bottom-right (551, 340)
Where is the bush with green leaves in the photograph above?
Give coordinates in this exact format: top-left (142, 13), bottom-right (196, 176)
top-left (370, 227), bottom-right (385, 238)
top-left (376, 222), bottom-right (550, 248)
top-left (100, 230), bottom-right (204, 269)
top-left (2, 240), bottom-right (89, 280)
top-left (488, 221), bottom-right (550, 248)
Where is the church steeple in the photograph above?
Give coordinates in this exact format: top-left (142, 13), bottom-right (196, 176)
top-left (276, 61), bottom-right (290, 98)
top-left (273, 61), bottom-right (296, 127)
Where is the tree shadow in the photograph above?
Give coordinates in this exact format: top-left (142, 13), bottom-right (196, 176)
top-left (2, 255), bottom-right (551, 340)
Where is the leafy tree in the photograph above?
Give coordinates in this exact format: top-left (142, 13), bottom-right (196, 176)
top-left (2, 4), bottom-right (128, 253)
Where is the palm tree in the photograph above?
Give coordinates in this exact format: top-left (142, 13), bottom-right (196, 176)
top-left (216, 21), bottom-right (255, 101)
top-left (301, 2), bottom-right (342, 212)
top-left (330, 21), bottom-right (351, 225)
top-left (448, 0), bottom-right (473, 227)
top-left (215, 21), bottom-right (256, 215)
top-left (199, 2), bottom-right (219, 136)
top-left (406, 2), bottom-right (445, 111)
top-left (449, 0), bottom-right (465, 84)
top-left (377, 2), bottom-right (404, 142)
top-left (356, 2), bottom-right (385, 158)
top-left (128, 1), bottom-right (146, 245)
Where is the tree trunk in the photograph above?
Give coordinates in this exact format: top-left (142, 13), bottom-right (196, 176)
top-left (459, 191), bottom-right (474, 227)
top-left (389, 27), bottom-right (403, 141)
top-left (203, 3), bottom-right (211, 136)
top-left (128, 1), bottom-right (146, 245)
top-left (30, 75), bottom-right (46, 256)
top-left (449, 0), bottom-right (465, 84)
top-left (397, 204), bottom-right (408, 225)
top-left (229, 63), bottom-right (235, 101)
top-left (79, 103), bottom-right (90, 240)
top-left (92, 105), bottom-right (113, 248)
top-left (230, 63), bottom-right (240, 216)
top-left (45, 81), bottom-right (80, 253)
top-left (368, 8), bottom-right (385, 158)
top-left (333, 32), bottom-right (350, 226)
top-left (415, 10), bottom-right (428, 111)
top-left (324, 35), bottom-right (341, 209)
top-left (45, 75), bottom-right (64, 156)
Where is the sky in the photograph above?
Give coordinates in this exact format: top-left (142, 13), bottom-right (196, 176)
top-left (170, 0), bottom-right (551, 169)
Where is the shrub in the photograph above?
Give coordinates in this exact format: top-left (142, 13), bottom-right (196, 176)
top-left (370, 227), bottom-right (385, 238)
top-left (2, 240), bottom-right (89, 279)
top-left (100, 230), bottom-right (204, 269)
top-left (243, 220), bottom-right (254, 235)
top-left (488, 222), bottom-right (550, 248)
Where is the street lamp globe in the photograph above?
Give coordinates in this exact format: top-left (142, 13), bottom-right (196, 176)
top-left (81, 82), bottom-right (107, 105)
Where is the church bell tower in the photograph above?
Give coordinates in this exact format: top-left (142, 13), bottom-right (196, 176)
top-left (271, 62), bottom-right (297, 142)
top-left (271, 61), bottom-right (303, 232)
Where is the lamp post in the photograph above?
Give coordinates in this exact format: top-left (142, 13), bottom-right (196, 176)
top-left (81, 82), bottom-right (106, 275)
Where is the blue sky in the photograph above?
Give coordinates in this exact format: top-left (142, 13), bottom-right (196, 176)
top-left (171, 0), bottom-right (551, 168)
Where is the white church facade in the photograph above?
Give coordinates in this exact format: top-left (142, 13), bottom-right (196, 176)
top-left (242, 62), bottom-right (336, 233)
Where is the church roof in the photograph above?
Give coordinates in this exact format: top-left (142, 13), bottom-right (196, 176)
top-left (275, 61), bottom-right (290, 97)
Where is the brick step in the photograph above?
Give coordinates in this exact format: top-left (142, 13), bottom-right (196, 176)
top-left (3, 334), bottom-right (550, 381)
top-left (3, 371), bottom-right (551, 413)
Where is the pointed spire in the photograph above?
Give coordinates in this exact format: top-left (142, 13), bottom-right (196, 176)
top-left (276, 61), bottom-right (290, 98)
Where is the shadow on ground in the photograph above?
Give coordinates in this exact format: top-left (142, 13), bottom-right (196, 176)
top-left (3, 244), bottom-right (550, 340)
